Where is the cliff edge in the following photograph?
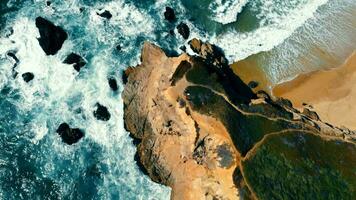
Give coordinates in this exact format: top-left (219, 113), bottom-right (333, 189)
top-left (122, 39), bottom-right (356, 200)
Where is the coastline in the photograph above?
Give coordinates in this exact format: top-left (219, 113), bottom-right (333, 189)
top-left (273, 51), bottom-right (356, 130)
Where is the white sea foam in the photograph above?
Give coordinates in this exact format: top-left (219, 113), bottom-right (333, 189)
top-left (209, 0), bottom-right (249, 24)
top-left (0, 1), bottom-right (170, 199)
top-left (210, 0), bottom-right (329, 62)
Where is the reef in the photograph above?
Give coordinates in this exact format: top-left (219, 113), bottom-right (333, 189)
top-left (122, 39), bottom-right (356, 200)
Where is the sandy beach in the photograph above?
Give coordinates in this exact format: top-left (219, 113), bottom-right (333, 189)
top-left (273, 51), bottom-right (356, 130)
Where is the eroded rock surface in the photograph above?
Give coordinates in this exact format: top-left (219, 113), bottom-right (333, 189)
top-left (123, 39), bottom-right (355, 200)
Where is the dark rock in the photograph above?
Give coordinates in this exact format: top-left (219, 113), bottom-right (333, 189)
top-left (164, 7), bottom-right (176, 23)
top-left (116, 45), bottom-right (121, 51)
top-left (79, 7), bottom-right (85, 12)
top-left (22, 72), bottom-right (34, 82)
top-left (170, 60), bottom-right (191, 86)
top-left (256, 90), bottom-right (270, 100)
top-left (108, 78), bottom-right (118, 91)
top-left (93, 103), bottom-right (111, 121)
top-left (35, 17), bottom-right (68, 55)
top-left (302, 108), bottom-right (320, 121)
top-left (56, 123), bottom-right (84, 145)
top-left (177, 22), bottom-right (190, 39)
top-left (46, 1), bottom-right (51, 6)
top-left (276, 97), bottom-right (293, 108)
top-left (63, 53), bottom-right (86, 72)
top-left (169, 29), bottom-right (175, 35)
top-left (248, 81), bottom-right (259, 89)
top-left (7, 52), bottom-right (19, 63)
top-left (180, 45), bottom-right (186, 52)
top-left (97, 10), bottom-right (112, 19)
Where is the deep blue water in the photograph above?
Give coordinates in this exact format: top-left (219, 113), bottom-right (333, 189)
top-left (0, 0), bottom-right (354, 199)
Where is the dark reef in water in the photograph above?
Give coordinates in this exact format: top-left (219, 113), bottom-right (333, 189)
top-left (93, 103), bottom-right (111, 121)
top-left (56, 123), bottom-right (84, 145)
top-left (177, 22), bottom-right (190, 39)
top-left (63, 53), bottom-right (86, 72)
top-left (22, 72), bottom-right (34, 82)
top-left (164, 7), bottom-right (176, 23)
top-left (35, 17), bottom-right (67, 55)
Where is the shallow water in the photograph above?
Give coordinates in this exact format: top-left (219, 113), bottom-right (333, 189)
top-left (0, 0), bottom-right (354, 199)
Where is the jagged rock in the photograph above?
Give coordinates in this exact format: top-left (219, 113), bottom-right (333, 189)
top-left (177, 22), bottom-right (190, 39)
top-left (63, 53), bottom-right (86, 72)
top-left (116, 45), bottom-right (121, 52)
top-left (93, 103), bottom-right (111, 121)
top-left (56, 123), bottom-right (84, 145)
top-left (108, 78), bottom-right (118, 91)
top-left (248, 81), bottom-right (259, 89)
top-left (22, 72), bottom-right (34, 82)
top-left (35, 17), bottom-right (68, 55)
top-left (97, 10), bottom-right (112, 19)
top-left (302, 108), bottom-right (320, 121)
top-left (164, 7), bottom-right (176, 23)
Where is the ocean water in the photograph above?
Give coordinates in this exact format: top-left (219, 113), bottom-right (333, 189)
top-left (0, 0), bottom-right (354, 199)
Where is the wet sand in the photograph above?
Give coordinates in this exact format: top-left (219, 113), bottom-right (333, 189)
top-left (273, 52), bottom-right (356, 130)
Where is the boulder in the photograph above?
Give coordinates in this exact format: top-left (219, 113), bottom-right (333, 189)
top-left (22, 72), bottom-right (34, 82)
top-left (177, 22), bottom-right (190, 39)
top-left (97, 10), bottom-right (112, 19)
top-left (93, 103), bottom-right (111, 121)
top-left (164, 7), bottom-right (176, 23)
top-left (56, 123), bottom-right (84, 145)
top-left (63, 53), bottom-right (86, 72)
top-left (108, 78), bottom-right (118, 91)
top-left (248, 81), bottom-right (259, 89)
top-left (35, 17), bottom-right (68, 55)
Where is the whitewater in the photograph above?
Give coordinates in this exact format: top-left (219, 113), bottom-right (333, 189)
top-left (0, 0), bottom-right (355, 199)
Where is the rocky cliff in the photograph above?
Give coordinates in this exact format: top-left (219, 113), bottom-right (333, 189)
top-left (122, 39), bottom-right (356, 200)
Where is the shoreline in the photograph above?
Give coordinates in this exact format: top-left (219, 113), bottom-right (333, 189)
top-left (273, 51), bottom-right (356, 130)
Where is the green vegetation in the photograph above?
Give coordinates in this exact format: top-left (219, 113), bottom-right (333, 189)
top-left (185, 86), bottom-right (300, 155)
top-left (242, 131), bottom-right (356, 200)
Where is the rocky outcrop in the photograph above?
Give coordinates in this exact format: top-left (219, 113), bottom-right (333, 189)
top-left (22, 72), bottom-right (34, 83)
top-left (63, 53), bottom-right (86, 72)
top-left (97, 10), bottom-right (112, 19)
top-left (122, 39), bottom-right (356, 199)
top-left (35, 17), bottom-right (68, 55)
top-left (177, 22), bottom-right (190, 40)
top-left (93, 103), bottom-right (111, 121)
top-left (56, 123), bottom-right (84, 145)
top-left (164, 7), bottom-right (176, 23)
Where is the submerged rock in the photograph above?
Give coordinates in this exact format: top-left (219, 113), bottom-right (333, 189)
top-left (164, 7), bottom-right (176, 23)
top-left (93, 103), bottom-right (111, 121)
top-left (35, 17), bottom-right (68, 55)
top-left (177, 22), bottom-right (190, 39)
top-left (22, 72), bottom-right (34, 82)
top-left (97, 10), bottom-right (112, 19)
top-left (63, 53), bottom-right (86, 72)
top-left (108, 78), bottom-right (118, 91)
top-left (56, 123), bottom-right (84, 145)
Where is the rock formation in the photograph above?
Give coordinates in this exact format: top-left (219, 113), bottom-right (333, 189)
top-left (93, 103), bottom-right (111, 121)
top-left (177, 22), bottom-right (190, 40)
top-left (122, 39), bottom-right (356, 200)
top-left (22, 72), bottom-right (34, 83)
top-left (35, 17), bottom-right (68, 55)
top-left (56, 123), bottom-right (84, 145)
top-left (63, 53), bottom-right (86, 72)
top-left (164, 7), bottom-right (176, 23)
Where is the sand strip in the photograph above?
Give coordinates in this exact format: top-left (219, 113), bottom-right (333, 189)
top-left (273, 51), bottom-right (356, 130)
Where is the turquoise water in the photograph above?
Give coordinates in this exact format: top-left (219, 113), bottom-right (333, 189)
top-left (0, 0), bottom-right (354, 199)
